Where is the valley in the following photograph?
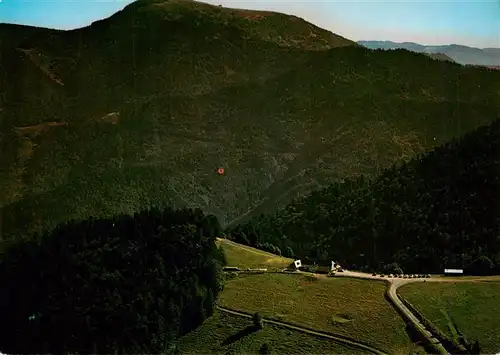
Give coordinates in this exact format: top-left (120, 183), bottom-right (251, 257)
top-left (0, 0), bottom-right (499, 353)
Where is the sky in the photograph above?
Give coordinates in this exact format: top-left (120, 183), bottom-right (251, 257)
top-left (0, 0), bottom-right (498, 48)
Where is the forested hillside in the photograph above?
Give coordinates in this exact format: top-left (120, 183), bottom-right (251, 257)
top-left (228, 119), bottom-right (500, 274)
top-left (0, 207), bottom-right (225, 354)
top-left (1, 0), bottom-right (499, 241)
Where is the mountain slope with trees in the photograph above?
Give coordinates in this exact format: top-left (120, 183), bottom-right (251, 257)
top-left (425, 52), bottom-right (455, 62)
top-left (228, 119), bottom-right (500, 274)
top-left (1, 0), bottom-right (499, 240)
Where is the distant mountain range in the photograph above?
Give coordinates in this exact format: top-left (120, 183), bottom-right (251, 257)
top-left (358, 41), bottom-right (500, 66)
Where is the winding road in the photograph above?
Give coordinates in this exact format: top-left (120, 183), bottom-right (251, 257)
top-left (223, 267), bottom-right (496, 354)
top-left (336, 271), bottom-right (448, 354)
top-left (336, 271), bottom-right (500, 354)
top-left (217, 238), bottom-right (500, 353)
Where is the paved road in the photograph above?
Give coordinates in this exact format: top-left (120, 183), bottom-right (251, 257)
top-left (221, 266), bottom-right (439, 354)
top-left (235, 266), bottom-right (450, 353)
top-left (294, 270), bottom-right (449, 353)
top-left (335, 271), bottom-right (449, 354)
top-left (334, 271), bottom-right (497, 355)
top-left (218, 239), bottom-right (500, 353)
top-left (216, 305), bottom-right (387, 355)
top-left (387, 280), bottom-right (448, 354)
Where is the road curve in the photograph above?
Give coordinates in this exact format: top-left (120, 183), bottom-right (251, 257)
top-left (337, 271), bottom-right (449, 354)
top-left (388, 280), bottom-right (448, 354)
top-left (216, 305), bottom-right (387, 355)
top-left (222, 265), bottom-right (449, 353)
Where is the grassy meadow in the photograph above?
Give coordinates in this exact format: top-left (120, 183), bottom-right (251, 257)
top-left (399, 281), bottom-right (500, 354)
top-left (177, 310), bottom-right (361, 355)
top-left (216, 238), bottom-right (293, 270)
top-left (218, 273), bottom-right (412, 354)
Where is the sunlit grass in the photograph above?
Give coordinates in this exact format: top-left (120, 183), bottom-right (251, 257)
top-left (399, 281), bottom-right (500, 354)
top-left (216, 238), bottom-right (293, 270)
top-left (219, 273), bottom-right (412, 354)
top-left (177, 310), bottom-right (361, 354)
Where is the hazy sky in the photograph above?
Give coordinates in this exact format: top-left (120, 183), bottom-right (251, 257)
top-left (0, 0), bottom-right (498, 48)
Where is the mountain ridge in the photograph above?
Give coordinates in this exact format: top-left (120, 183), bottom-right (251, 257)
top-left (358, 40), bottom-right (500, 66)
top-left (1, 0), bottom-right (499, 239)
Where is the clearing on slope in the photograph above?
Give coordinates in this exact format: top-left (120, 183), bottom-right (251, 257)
top-left (219, 273), bottom-right (412, 354)
top-left (216, 237), bottom-right (293, 270)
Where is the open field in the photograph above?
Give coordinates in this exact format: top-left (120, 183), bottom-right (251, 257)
top-left (216, 238), bottom-right (293, 270)
top-left (399, 281), bottom-right (500, 354)
top-left (177, 310), bottom-right (361, 354)
top-left (218, 273), bottom-right (412, 354)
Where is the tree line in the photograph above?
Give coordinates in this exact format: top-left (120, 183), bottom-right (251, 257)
top-left (228, 119), bottom-right (500, 275)
top-left (0, 207), bottom-right (226, 354)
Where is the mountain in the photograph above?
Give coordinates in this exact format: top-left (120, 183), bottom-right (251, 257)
top-left (227, 118), bottom-right (500, 274)
top-left (424, 52), bottom-right (454, 62)
top-left (358, 40), bottom-right (500, 66)
top-left (1, 0), bottom-right (499, 239)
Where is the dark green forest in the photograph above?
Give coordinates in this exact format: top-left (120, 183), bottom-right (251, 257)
top-left (2, 0), bottom-right (500, 241)
top-left (228, 119), bottom-right (500, 275)
top-left (0, 207), bottom-right (226, 354)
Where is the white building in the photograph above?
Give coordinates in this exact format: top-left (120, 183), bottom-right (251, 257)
top-left (444, 268), bottom-right (463, 276)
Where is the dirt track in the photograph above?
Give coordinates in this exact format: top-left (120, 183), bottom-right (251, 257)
top-left (216, 305), bottom-right (387, 354)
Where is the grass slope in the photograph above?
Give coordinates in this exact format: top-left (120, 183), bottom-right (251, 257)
top-left (1, 0), bottom-right (499, 239)
top-left (219, 273), bottom-right (412, 354)
top-left (399, 281), bottom-right (500, 354)
top-left (216, 238), bottom-right (293, 269)
top-left (177, 310), bottom-right (360, 354)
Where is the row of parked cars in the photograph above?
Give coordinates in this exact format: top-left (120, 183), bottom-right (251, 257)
top-left (373, 273), bottom-right (432, 278)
